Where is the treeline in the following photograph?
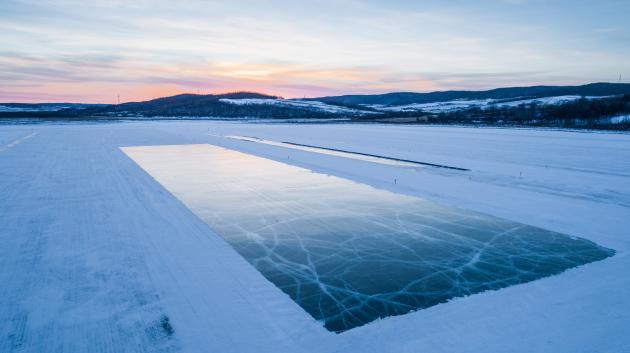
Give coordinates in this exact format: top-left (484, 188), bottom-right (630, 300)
top-left (365, 95), bottom-right (630, 130)
top-left (0, 92), bottom-right (339, 120)
top-left (107, 102), bottom-right (341, 119)
top-left (0, 102), bottom-right (341, 120)
top-left (310, 82), bottom-right (630, 106)
top-left (469, 94), bottom-right (630, 121)
top-left (2, 92), bottom-right (630, 130)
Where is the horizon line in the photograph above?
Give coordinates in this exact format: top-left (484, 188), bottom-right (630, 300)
top-left (1, 81), bottom-right (627, 105)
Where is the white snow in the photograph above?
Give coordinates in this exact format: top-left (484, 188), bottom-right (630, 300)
top-left (1, 121), bottom-right (629, 353)
top-left (493, 95), bottom-right (601, 107)
top-left (368, 95), bottom-right (613, 113)
top-left (0, 105), bottom-right (71, 112)
top-left (606, 114), bottom-right (630, 124)
top-left (366, 98), bottom-right (497, 113)
top-left (221, 135), bottom-right (433, 168)
top-left (219, 98), bottom-right (375, 114)
top-left (0, 131), bottom-right (37, 153)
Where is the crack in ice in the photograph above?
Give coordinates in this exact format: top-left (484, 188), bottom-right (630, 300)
top-left (122, 144), bottom-right (615, 332)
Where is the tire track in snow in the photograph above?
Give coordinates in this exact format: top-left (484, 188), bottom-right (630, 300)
top-left (0, 132), bottom-right (38, 153)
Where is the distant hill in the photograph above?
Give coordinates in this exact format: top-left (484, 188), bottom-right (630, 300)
top-left (308, 83), bottom-right (630, 106)
top-left (65, 91), bottom-right (347, 119)
top-left (1, 85), bottom-right (629, 130)
top-left (109, 92), bottom-right (278, 112)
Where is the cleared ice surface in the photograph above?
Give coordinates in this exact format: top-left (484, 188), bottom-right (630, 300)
top-left (221, 135), bottom-right (468, 170)
top-left (122, 144), bottom-right (614, 332)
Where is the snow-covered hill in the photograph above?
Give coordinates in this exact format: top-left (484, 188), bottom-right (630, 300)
top-left (219, 98), bottom-right (375, 115)
top-left (365, 95), bottom-right (613, 113)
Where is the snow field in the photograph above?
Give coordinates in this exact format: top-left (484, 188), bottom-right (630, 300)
top-left (0, 121), bottom-right (628, 353)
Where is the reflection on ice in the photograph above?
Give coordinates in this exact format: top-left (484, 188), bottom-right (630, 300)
top-left (122, 144), bottom-right (614, 332)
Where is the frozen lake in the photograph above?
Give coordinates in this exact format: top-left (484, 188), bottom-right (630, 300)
top-left (1, 121), bottom-right (628, 353)
top-left (123, 144), bottom-right (613, 332)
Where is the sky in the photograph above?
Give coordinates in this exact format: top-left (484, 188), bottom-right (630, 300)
top-left (1, 0), bottom-right (629, 103)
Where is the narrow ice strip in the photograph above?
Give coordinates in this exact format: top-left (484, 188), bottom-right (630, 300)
top-left (222, 135), bottom-right (470, 171)
top-left (122, 144), bottom-right (613, 333)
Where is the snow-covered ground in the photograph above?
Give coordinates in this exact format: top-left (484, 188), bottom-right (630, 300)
top-left (605, 114), bottom-right (630, 125)
top-left (0, 105), bottom-right (72, 112)
top-left (219, 98), bottom-right (375, 114)
top-left (365, 98), bottom-right (497, 113)
top-left (1, 121), bottom-right (628, 353)
top-left (367, 95), bottom-right (611, 113)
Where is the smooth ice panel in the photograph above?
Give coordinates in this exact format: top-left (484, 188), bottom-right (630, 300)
top-left (122, 144), bottom-right (614, 332)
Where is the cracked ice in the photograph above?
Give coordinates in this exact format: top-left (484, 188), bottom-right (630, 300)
top-left (122, 144), bottom-right (614, 332)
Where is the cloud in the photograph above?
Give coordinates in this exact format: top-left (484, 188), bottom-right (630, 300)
top-left (1, 0), bottom-right (629, 102)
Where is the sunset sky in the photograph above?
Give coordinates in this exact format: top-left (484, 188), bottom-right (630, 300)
top-left (1, 0), bottom-right (629, 103)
